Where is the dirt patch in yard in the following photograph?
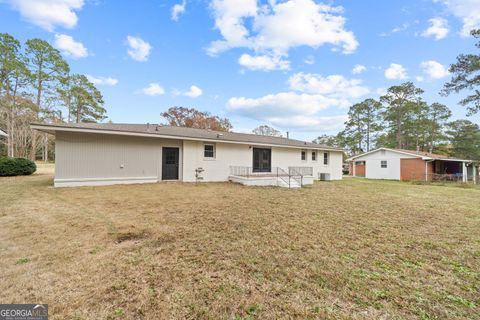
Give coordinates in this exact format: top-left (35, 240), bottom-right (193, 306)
top-left (114, 231), bottom-right (149, 243)
top-left (0, 174), bottom-right (479, 319)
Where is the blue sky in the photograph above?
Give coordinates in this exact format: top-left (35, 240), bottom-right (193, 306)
top-left (1, 0), bottom-right (479, 141)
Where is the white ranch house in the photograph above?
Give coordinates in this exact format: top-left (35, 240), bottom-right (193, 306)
top-left (31, 123), bottom-right (343, 188)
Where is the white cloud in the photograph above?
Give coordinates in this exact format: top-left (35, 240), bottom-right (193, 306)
top-left (238, 53), bottom-right (290, 71)
top-left (304, 55), bottom-right (315, 65)
top-left (7, 0), bottom-right (84, 31)
top-left (126, 36), bottom-right (152, 62)
top-left (269, 115), bottom-right (348, 131)
top-left (171, 0), bottom-right (186, 21)
top-left (391, 23), bottom-right (409, 33)
top-left (208, 0), bottom-right (257, 56)
top-left (421, 17), bottom-right (449, 40)
top-left (209, 0), bottom-right (358, 70)
top-left (86, 75), bottom-right (118, 86)
top-left (227, 72), bottom-right (369, 130)
top-left (173, 85), bottom-right (203, 98)
top-left (184, 85), bottom-right (203, 98)
top-left (352, 64), bottom-right (367, 74)
top-left (142, 83), bottom-right (165, 96)
top-left (288, 73), bottom-right (369, 99)
top-left (436, 0), bottom-right (480, 37)
top-left (380, 22), bottom-right (410, 37)
top-left (228, 92), bottom-right (339, 118)
top-left (384, 63), bottom-right (408, 80)
top-left (420, 60), bottom-right (449, 79)
top-left (227, 92), bottom-right (346, 130)
top-left (54, 34), bottom-right (88, 59)
top-left (415, 76), bottom-right (425, 82)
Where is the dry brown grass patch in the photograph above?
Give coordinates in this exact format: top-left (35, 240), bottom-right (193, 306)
top-left (0, 167), bottom-right (479, 319)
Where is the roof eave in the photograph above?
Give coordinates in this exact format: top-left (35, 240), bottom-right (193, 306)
top-left (346, 147), bottom-right (475, 162)
top-left (30, 124), bottom-right (344, 152)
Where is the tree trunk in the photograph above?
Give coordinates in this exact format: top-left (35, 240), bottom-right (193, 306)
top-left (396, 110), bottom-right (402, 149)
top-left (43, 134), bottom-right (48, 162)
top-left (10, 78), bottom-right (20, 158)
top-left (5, 95), bottom-right (12, 157)
top-left (366, 108), bottom-right (371, 152)
top-left (430, 114), bottom-right (436, 154)
top-left (76, 104), bottom-right (82, 123)
top-left (9, 93), bottom-right (15, 158)
top-left (6, 110), bottom-right (12, 157)
top-left (31, 64), bottom-right (43, 161)
top-left (67, 98), bottom-right (71, 123)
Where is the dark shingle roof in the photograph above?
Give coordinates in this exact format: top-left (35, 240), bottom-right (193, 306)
top-left (395, 149), bottom-right (457, 160)
top-left (31, 122), bottom-right (342, 151)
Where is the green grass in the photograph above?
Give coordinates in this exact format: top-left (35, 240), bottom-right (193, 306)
top-left (0, 169), bottom-right (479, 319)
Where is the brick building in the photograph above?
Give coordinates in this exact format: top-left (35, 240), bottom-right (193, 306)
top-left (347, 148), bottom-right (478, 183)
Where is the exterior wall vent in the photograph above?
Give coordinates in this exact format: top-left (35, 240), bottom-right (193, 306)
top-left (319, 173), bottom-right (331, 181)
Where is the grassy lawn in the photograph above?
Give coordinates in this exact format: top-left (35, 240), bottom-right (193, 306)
top-left (1, 165), bottom-right (479, 319)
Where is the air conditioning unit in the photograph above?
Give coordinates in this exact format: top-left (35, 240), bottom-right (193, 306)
top-left (319, 173), bottom-right (331, 181)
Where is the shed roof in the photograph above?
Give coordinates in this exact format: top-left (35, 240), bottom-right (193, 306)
top-left (31, 122), bottom-right (343, 151)
top-left (347, 147), bottom-right (475, 162)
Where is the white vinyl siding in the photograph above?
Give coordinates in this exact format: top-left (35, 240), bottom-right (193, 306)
top-left (54, 131), bottom-right (344, 186)
top-left (54, 131), bottom-right (183, 186)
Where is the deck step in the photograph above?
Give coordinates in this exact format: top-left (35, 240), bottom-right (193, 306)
top-left (277, 178), bottom-right (301, 188)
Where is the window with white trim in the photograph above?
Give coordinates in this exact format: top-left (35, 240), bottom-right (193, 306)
top-left (312, 151), bottom-right (317, 161)
top-left (381, 160), bottom-right (387, 168)
top-left (323, 152), bottom-right (329, 165)
top-left (301, 150), bottom-right (307, 161)
top-left (204, 144), bottom-right (215, 158)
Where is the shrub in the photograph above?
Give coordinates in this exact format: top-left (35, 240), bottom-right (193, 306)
top-left (0, 157), bottom-right (36, 176)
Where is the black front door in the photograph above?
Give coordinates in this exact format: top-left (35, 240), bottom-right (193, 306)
top-left (253, 148), bottom-right (271, 172)
top-left (162, 147), bottom-right (179, 180)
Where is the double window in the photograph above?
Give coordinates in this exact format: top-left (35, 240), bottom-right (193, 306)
top-left (204, 144), bottom-right (215, 158)
top-left (381, 160), bottom-right (387, 168)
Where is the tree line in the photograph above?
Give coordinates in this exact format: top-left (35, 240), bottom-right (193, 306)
top-left (315, 29), bottom-right (480, 160)
top-left (1, 29), bottom-right (479, 161)
top-left (0, 33), bottom-right (106, 160)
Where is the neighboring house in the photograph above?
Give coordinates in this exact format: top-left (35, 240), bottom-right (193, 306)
top-left (347, 148), bottom-right (478, 183)
top-left (0, 129), bottom-right (7, 137)
top-left (31, 123), bottom-right (343, 188)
